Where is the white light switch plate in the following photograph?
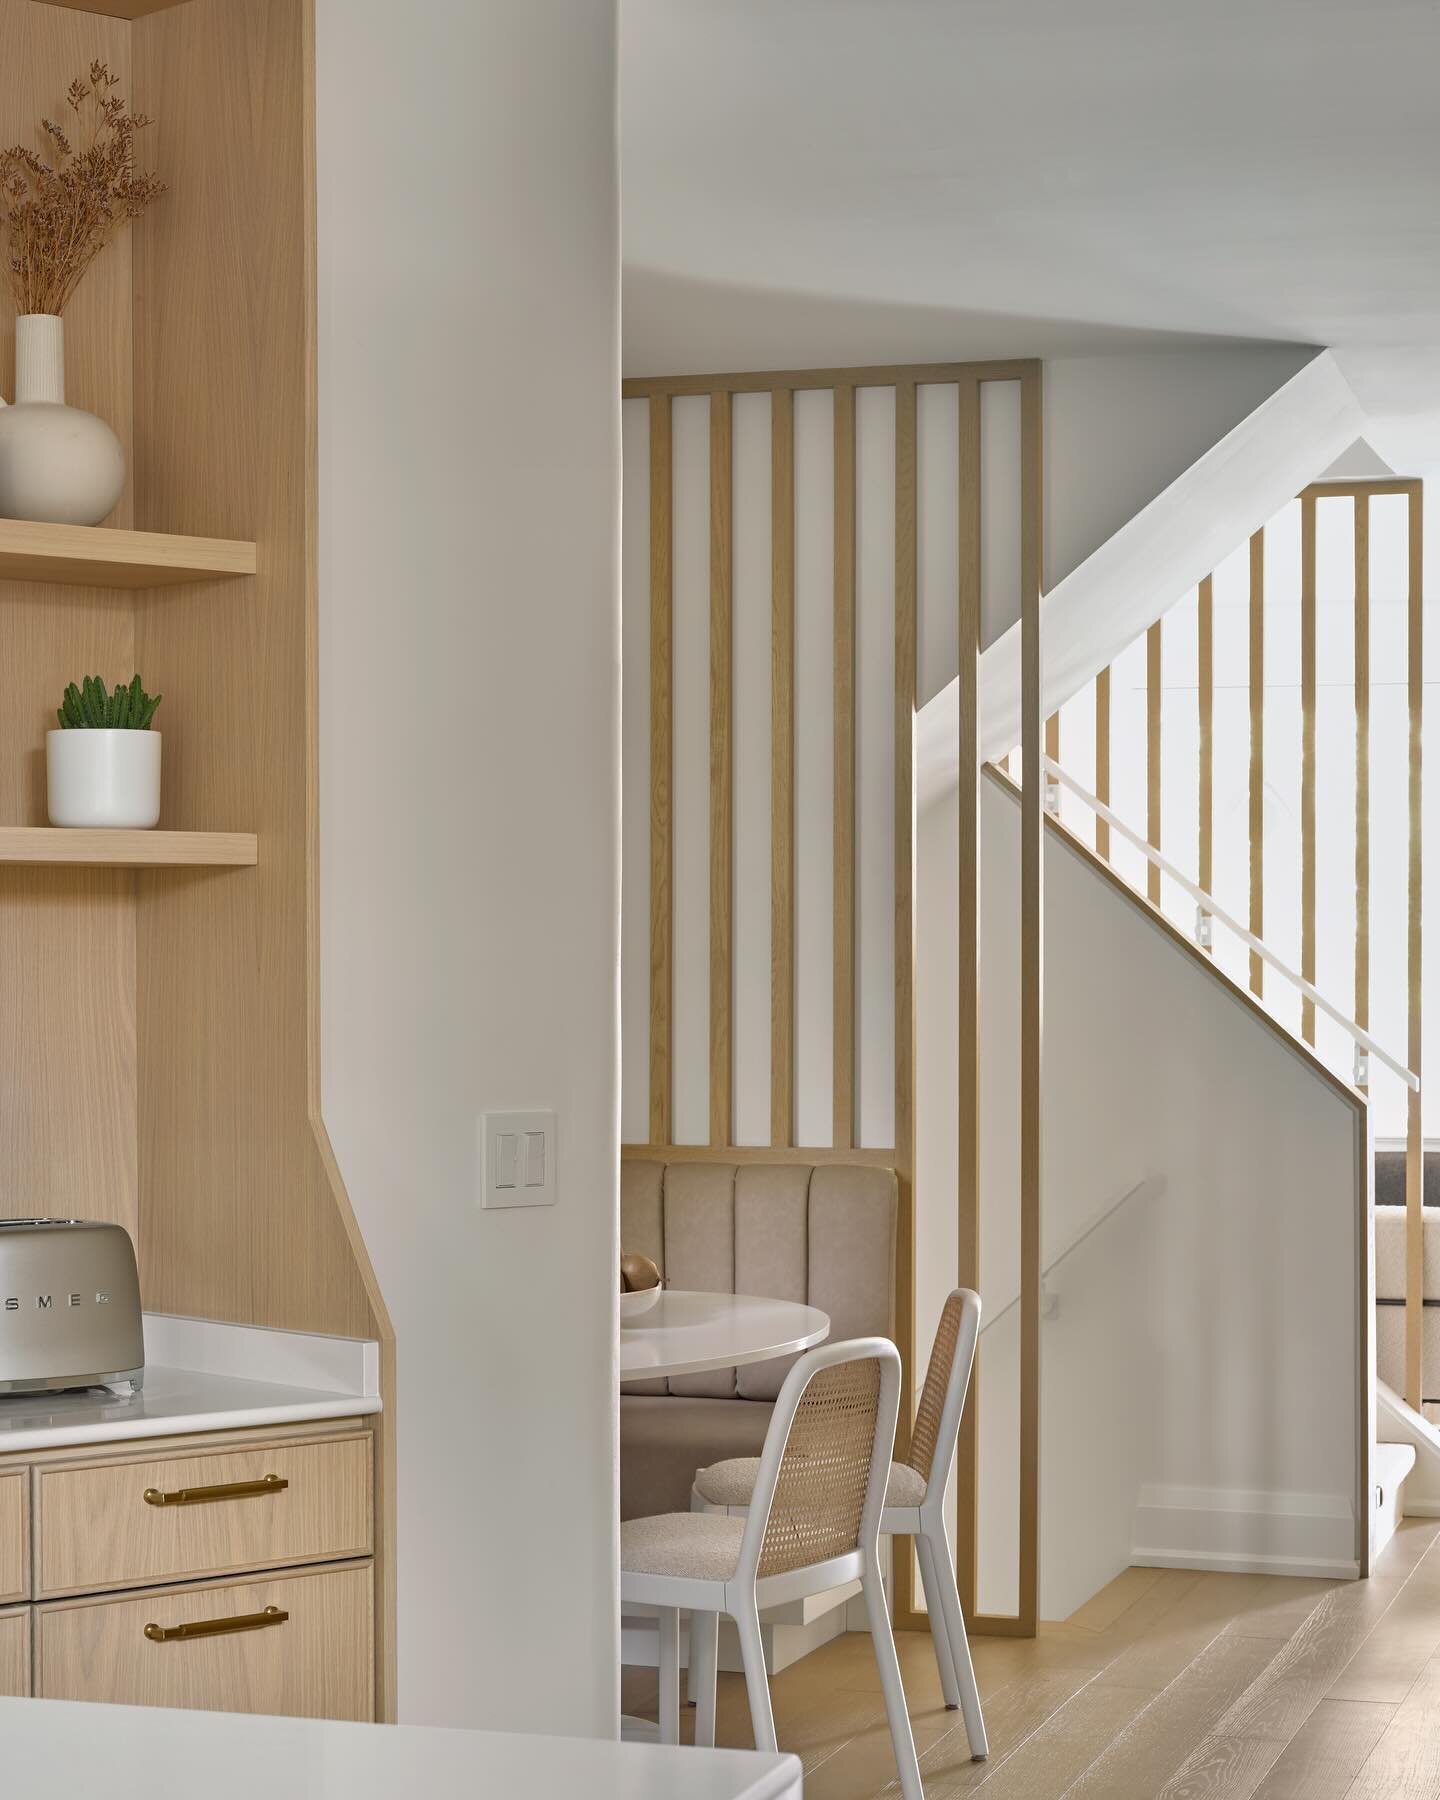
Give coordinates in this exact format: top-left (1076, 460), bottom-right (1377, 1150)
top-left (481, 1110), bottom-right (558, 1210)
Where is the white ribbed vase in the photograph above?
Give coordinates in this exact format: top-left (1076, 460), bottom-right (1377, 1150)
top-left (0, 315), bottom-right (126, 525)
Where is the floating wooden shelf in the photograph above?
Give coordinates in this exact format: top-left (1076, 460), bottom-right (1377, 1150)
top-left (0, 519), bottom-right (255, 589)
top-left (0, 828), bottom-right (257, 868)
top-left (32, 1), bottom-right (186, 17)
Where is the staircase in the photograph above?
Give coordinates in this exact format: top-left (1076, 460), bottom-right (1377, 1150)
top-left (989, 467), bottom-right (1432, 1563)
top-left (906, 343), bottom-right (1435, 1619)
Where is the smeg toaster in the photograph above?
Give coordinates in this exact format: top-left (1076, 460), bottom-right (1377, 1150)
top-left (0, 1219), bottom-right (144, 1395)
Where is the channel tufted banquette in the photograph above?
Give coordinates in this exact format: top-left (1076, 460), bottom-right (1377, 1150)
top-left (620, 1159), bottom-right (897, 1520)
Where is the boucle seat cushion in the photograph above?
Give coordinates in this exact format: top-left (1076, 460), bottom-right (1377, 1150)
top-left (695, 1455), bottom-right (928, 1510)
top-left (621, 1511), bottom-right (747, 1582)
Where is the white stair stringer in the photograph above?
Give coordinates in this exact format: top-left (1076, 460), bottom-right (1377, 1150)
top-left (917, 349), bottom-right (1367, 807)
top-left (1377, 1382), bottom-right (1433, 1541)
top-left (1373, 1439), bottom-right (1418, 1563)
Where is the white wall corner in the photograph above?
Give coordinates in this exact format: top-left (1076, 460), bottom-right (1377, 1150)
top-left (315, 0), bottom-right (621, 1737)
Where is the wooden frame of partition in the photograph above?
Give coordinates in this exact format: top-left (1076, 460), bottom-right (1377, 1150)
top-left (622, 358), bottom-right (1045, 1635)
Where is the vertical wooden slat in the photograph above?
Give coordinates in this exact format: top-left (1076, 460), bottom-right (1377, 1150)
top-left (1300, 494), bottom-right (1317, 1044)
top-left (770, 390), bottom-right (795, 1146)
top-left (1146, 621), bottom-right (1162, 904)
top-left (1094, 666), bottom-right (1111, 860)
top-left (1017, 365), bottom-right (1044, 1636)
top-left (1355, 495), bottom-right (1370, 1067)
top-left (648, 395), bottom-right (674, 1143)
top-left (893, 380), bottom-right (918, 1623)
top-left (1249, 529), bottom-right (1265, 996)
top-left (1045, 711), bottom-right (1060, 774)
top-left (1198, 575), bottom-right (1214, 917)
top-left (708, 392), bottom-right (733, 1146)
top-left (956, 374), bottom-right (982, 1622)
top-left (833, 384), bottom-right (857, 1151)
top-left (1406, 486), bottom-right (1424, 1411)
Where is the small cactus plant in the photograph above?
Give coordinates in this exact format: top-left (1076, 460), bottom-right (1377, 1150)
top-left (56, 674), bottom-right (162, 730)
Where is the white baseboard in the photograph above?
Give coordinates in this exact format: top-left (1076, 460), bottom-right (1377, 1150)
top-left (1133, 1547), bottom-right (1361, 1580)
top-left (1133, 1481), bottom-right (1359, 1581)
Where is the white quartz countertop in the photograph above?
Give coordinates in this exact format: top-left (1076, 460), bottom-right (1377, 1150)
top-left (0, 1313), bottom-right (380, 1455)
top-left (0, 1699), bottom-right (804, 1800)
top-left (0, 1363), bottom-right (380, 1454)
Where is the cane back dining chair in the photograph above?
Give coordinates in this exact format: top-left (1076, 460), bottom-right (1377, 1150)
top-left (620, 1336), bottom-right (923, 1800)
top-left (693, 1287), bottom-right (987, 1761)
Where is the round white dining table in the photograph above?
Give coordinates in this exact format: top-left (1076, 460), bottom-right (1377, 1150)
top-left (619, 1290), bottom-right (830, 1381)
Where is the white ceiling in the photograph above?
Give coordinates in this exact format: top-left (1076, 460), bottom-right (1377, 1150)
top-left (621, 0), bottom-right (1440, 465)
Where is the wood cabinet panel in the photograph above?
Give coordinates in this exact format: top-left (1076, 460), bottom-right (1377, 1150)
top-left (0, 1606), bottom-right (28, 1696)
top-left (0, 1470), bottom-right (26, 1602)
top-left (36, 1562), bottom-right (372, 1720)
top-left (35, 1434), bottom-right (371, 1598)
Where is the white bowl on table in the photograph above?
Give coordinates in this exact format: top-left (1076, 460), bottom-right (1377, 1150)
top-left (620, 1284), bottom-right (664, 1324)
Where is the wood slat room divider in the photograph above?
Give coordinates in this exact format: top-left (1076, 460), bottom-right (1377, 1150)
top-left (622, 358), bottom-right (1045, 1636)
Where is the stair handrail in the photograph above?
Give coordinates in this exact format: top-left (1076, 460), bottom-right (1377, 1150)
top-left (1040, 755), bottom-right (1419, 1093)
top-left (979, 1175), bottom-right (1164, 1335)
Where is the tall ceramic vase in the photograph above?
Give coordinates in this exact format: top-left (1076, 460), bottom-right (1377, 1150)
top-left (0, 314), bottom-right (126, 526)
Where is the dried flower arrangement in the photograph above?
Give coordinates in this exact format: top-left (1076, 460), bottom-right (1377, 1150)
top-left (0, 61), bottom-right (165, 317)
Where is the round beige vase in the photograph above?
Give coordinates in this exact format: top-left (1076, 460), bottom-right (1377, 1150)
top-left (0, 315), bottom-right (127, 526)
top-left (47, 730), bottom-right (161, 829)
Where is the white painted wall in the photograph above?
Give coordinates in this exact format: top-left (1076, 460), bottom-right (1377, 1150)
top-left (316, 0), bottom-right (620, 1735)
top-left (1044, 347), bottom-right (1313, 588)
top-left (917, 777), bottom-right (1365, 1617)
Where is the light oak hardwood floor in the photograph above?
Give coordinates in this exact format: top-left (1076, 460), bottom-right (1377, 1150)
top-left (620, 1518), bottom-right (1440, 1797)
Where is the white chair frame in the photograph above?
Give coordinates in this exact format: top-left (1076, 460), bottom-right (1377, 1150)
top-left (621, 1336), bottom-right (922, 1800)
top-left (692, 1289), bottom-right (987, 1763)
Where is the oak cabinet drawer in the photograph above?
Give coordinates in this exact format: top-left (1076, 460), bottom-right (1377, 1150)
top-left (36, 1562), bottom-right (373, 1720)
top-left (0, 1471), bottom-right (25, 1602)
top-left (0, 1605), bottom-right (29, 1696)
top-left (34, 1433), bottom-right (372, 1598)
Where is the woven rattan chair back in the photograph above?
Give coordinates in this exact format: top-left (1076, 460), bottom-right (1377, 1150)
top-left (908, 1291), bottom-right (963, 1481)
top-left (756, 1354), bottom-right (883, 1579)
top-left (904, 1288), bottom-right (980, 1486)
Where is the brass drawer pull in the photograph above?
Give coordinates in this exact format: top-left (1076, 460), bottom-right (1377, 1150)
top-left (143, 1473), bottom-right (289, 1508)
top-left (144, 1604), bottom-right (289, 1644)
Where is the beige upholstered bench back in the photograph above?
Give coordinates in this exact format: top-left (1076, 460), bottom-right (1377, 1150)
top-left (620, 1159), bottom-right (898, 1400)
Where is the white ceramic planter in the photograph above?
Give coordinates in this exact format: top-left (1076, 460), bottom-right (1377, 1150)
top-left (0, 316), bottom-right (127, 526)
top-left (47, 730), bottom-right (161, 829)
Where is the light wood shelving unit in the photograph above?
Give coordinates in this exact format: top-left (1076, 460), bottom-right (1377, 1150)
top-left (3, 0), bottom-right (395, 1721)
top-left (0, 518), bottom-right (255, 587)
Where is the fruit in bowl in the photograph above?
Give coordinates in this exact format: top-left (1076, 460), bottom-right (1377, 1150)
top-left (620, 1251), bottom-right (663, 1322)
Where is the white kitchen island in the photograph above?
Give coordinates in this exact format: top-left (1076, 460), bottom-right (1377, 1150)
top-left (0, 1697), bottom-right (803, 1799)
